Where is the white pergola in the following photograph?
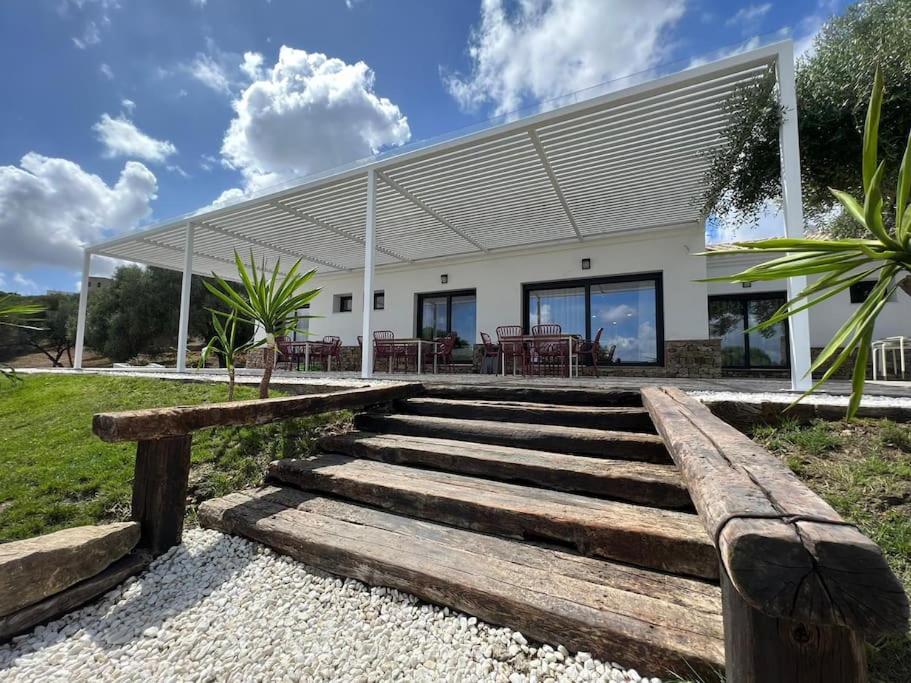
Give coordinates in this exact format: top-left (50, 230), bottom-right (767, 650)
top-left (75, 40), bottom-right (811, 389)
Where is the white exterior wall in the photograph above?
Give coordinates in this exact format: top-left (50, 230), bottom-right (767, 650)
top-left (707, 252), bottom-right (911, 345)
top-left (304, 223), bottom-right (710, 347)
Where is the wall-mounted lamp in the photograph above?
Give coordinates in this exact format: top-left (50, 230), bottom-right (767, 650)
top-left (581, 258), bottom-right (591, 270)
top-left (741, 282), bottom-right (752, 288)
top-left (440, 274), bottom-right (448, 284)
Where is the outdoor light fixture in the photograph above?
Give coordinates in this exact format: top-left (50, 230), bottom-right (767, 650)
top-left (742, 282), bottom-right (752, 288)
top-left (581, 258), bottom-right (591, 270)
top-left (441, 274), bottom-right (448, 284)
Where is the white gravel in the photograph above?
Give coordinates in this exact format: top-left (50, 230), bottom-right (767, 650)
top-left (690, 390), bottom-right (911, 408)
top-left (0, 529), bottom-right (665, 683)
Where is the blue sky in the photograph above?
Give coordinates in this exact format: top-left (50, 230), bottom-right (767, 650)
top-left (0, 0), bottom-right (846, 294)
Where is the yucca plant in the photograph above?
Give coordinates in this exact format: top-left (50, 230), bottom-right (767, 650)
top-left (0, 295), bottom-right (45, 383)
top-left (205, 250), bottom-right (320, 398)
top-left (706, 68), bottom-right (911, 416)
top-left (198, 311), bottom-right (257, 400)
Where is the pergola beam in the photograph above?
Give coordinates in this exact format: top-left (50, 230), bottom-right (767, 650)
top-left (175, 224), bottom-right (194, 373)
top-left (376, 170), bottom-right (488, 253)
top-left (528, 130), bottom-right (582, 240)
top-left (197, 220), bottom-right (349, 272)
top-left (73, 250), bottom-right (91, 370)
top-left (268, 200), bottom-right (409, 263)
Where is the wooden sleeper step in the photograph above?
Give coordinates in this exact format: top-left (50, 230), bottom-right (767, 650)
top-left (420, 384), bottom-right (643, 407)
top-left (268, 455), bottom-right (717, 580)
top-left (199, 486), bottom-right (725, 677)
top-left (320, 432), bottom-right (691, 509)
top-left (353, 413), bottom-right (670, 463)
top-left (397, 397), bottom-right (656, 432)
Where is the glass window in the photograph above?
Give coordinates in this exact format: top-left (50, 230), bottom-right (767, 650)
top-left (374, 291), bottom-right (385, 310)
top-left (417, 290), bottom-right (477, 362)
top-left (527, 286), bottom-right (585, 338)
top-left (708, 294), bottom-right (788, 369)
top-left (523, 274), bottom-right (663, 365)
top-left (291, 304), bottom-right (310, 341)
top-left (592, 280), bottom-right (658, 364)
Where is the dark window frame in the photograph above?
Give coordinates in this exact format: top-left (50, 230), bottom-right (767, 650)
top-left (415, 288), bottom-right (477, 341)
top-left (849, 281), bottom-right (876, 304)
top-left (521, 272), bottom-right (664, 366)
top-left (708, 291), bottom-right (790, 370)
top-left (337, 294), bottom-right (353, 313)
top-left (373, 290), bottom-right (385, 310)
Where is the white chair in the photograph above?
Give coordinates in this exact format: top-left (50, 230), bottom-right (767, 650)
top-left (872, 336), bottom-right (907, 380)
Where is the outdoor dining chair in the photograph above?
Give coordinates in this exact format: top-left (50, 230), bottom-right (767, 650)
top-left (422, 335), bottom-right (455, 373)
top-left (574, 327), bottom-right (604, 376)
top-left (531, 324), bottom-right (567, 376)
top-left (274, 335), bottom-right (297, 371)
top-left (310, 335), bottom-right (342, 371)
top-left (479, 332), bottom-right (500, 374)
top-left (496, 325), bottom-right (527, 375)
top-left (373, 330), bottom-right (401, 373)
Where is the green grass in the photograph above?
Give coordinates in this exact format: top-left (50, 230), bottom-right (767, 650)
top-left (0, 374), bottom-right (349, 542)
top-left (753, 418), bottom-right (911, 683)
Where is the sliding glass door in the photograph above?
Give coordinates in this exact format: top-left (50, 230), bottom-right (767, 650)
top-left (417, 290), bottom-right (477, 362)
top-left (524, 273), bottom-right (663, 365)
top-left (708, 293), bottom-right (789, 369)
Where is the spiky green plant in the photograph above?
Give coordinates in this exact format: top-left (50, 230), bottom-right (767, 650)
top-left (204, 250), bottom-right (319, 398)
top-left (0, 295), bottom-right (45, 383)
top-left (198, 311), bottom-right (257, 400)
top-left (706, 68), bottom-right (911, 417)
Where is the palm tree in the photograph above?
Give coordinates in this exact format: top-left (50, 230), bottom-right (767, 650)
top-left (0, 295), bottom-right (45, 383)
top-left (198, 311), bottom-right (257, 400)
top-left (205, 251), bottom-right (320, 398)
top-left (706, 68), bottom-right (911, 416)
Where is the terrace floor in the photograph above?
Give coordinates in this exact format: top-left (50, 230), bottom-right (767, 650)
top-left (16, 366), bottom-right (911, 398)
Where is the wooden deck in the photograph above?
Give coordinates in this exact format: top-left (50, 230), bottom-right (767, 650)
top-left (199, 384), bottom-right (726, 675)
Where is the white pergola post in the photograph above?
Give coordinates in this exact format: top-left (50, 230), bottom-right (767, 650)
top-left (776, 43), bottom-right (812, 391)
top-left (73, 250), bottom-right (92, 370)
top-left (176, 223), bottom-right (194, 374)
top-left (361, 169), bottom-right (377, 379)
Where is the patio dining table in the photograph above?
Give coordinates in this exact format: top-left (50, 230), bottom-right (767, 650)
top-left (383, 338), bottom-right (440, 374)
top-left (498, 334), bottom-right (581, 377)
top-left (286, 341), bottom-right (332, 372)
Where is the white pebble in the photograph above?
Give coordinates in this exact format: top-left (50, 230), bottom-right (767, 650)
top-left (0, 528), bottom-right (665, 683)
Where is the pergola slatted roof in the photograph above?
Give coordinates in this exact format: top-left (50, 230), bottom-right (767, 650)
top-left (90, 44), bottom-right (783, 281)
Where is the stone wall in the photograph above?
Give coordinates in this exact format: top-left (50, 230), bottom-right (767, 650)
top-left (245, 339), bottom-right (722, 378)
top-left (719, 346), bottom-right (884, 380)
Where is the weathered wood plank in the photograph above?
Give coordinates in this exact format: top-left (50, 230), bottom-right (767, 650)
top-left (0, 551), bottom-right (151, 643)
top-left (320, 432), bottom-right (691, 508)
top-left (354, 413), bottom-right (670, 463)
top-left (268, 455), bottom-right (717, 579)
top-left (420, 384), bottom-right (643, 406)
top-left (705, 399), bottom-right (911, 431)
top-left (132, 435), bottom-right (192, 556)
top-left (642, 386), bottom-right (909, 635)
top-left (0, 522), bottom-right (139, 618)
top-left (199, 487), bottom-right (724, 676)
top-left (721, 571), bottom-right (868, 683)
top-left (398, 397), bottom-right (656, 432)
top-left (93, 383), bottom-right (421, 442)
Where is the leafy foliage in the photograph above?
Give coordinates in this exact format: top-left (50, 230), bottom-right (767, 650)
top-left (205, 250), bottom-right (320, 398)
top-left (199, 311), bottom-right (257, 400)
top-left (706, 67), bottom-right (911, 416)
top-left (702, 0), bottom-right (911, 229)
top-left (0, 294), bottom-right (45, 382)
top-left (85, 266), bottom-right (252, 362)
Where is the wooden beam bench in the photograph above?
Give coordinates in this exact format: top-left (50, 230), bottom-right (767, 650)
top-left (642, 386), bottom-right (909, 682)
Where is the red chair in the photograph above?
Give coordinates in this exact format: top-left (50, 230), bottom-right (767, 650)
top-left (310, 336), bottom-right (342, 371)
top-left (575, 327), bottom-right (604, 376)
top-left (422, 335), bottom-right (455, 373)
top-left (531, 324), bottom-right (567, 376)
top-left (496, 325), bottom-right (527, 375)
top-left (480, 332), bottom-right (500, 374)
top-left (373, 330), bottom-right (400, 373)
top-left (275, 335), bottom-right (297, 370)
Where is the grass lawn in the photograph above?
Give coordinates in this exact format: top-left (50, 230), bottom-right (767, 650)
top-left (0, 373), bottom-right (349, 542)
top-left (752, 418), bottom-right (911, 683)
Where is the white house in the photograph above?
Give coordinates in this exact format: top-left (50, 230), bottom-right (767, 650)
top-left (72, 40), bottom-right (910, 388)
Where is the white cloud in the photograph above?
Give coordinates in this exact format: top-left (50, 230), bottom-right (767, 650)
top-left (12, 273), bottom-right (40, 295)
top-left (121, 98), bottom-right (136, 114)
top-left (725, 3), bottom-right (772, 29)
top-left (0, 153), bottom-right (157, 271)
top-left (219, 46), bottom-right (410, 194)
top-left (240, 52), bottom-right (264, 81)
top-left (93, 114), bottom-right (177, 163)
top-left (444, 0), bottom-right (685, 116)
top-left (707, 199), bottom-right (786, 245)
top-left (188, 52), bottom-right (233, 94)
top-left (99, 63), bottom-right (114, 80)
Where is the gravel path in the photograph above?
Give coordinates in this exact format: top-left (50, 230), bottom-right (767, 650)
top-left (0, 529), bottom-right (665, 683)
top-left (691, 390), bottom-right (911, 407)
